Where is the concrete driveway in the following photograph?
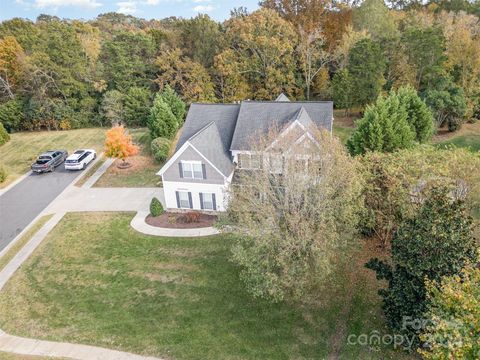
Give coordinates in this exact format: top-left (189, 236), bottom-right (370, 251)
top-left (0, 165), bottom-right (80, 251)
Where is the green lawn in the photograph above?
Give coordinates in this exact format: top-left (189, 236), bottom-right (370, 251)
top-left (0, 215), bottom-right (53, 272)
top-left (435, 133), bottom-right (480, 152)
top-left (333, 124), bottom-right (355, 145)
top-left (94, 129), bottom-right (161, 188)
top-left (0, 128), bottom-right (106, 188)
top-left (0, 212), bottom-right (414, 359)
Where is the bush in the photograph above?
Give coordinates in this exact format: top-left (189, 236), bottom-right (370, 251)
top-left (150, 197), bottom-right (164, 217)
top-left (366, 186), bottom-right (477, 348)
top-left (148, 95), bottom-right (178, 139)
top-left (150, 137), bottom-right (171, 163)
top-left (0, 123), bottom-right (10, 146)
top-left (183, 212), bottom-right (200, 223)
top-left (0, 166), bottom-right (7, 183)
top-left (0, 98), bottom-right (23, 132)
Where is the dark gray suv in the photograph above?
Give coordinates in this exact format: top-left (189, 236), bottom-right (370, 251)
top-left (31, 150), bottom-right (68, 173)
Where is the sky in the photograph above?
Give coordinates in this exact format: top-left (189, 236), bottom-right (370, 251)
top-left (0, 0), bottom-right (259, 22)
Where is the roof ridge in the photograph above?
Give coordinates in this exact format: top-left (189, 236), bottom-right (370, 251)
top-left (190, 103), bottom-right (240, 106)
top-left (241, 100), bottom-right (333, 104)
top-left (187, 121), bottom-right (218, 142)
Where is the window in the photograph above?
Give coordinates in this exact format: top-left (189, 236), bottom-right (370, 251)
top-left (178, 191), bottom-right (191, 208)
top-left (181, 161), bottom-right (204, 179)
top-left (238, 153), bottom-right (262, 169)
top-left (201, 193), bottom-right (215, 210)
top-left (268, 155), bottom-right (283, 173)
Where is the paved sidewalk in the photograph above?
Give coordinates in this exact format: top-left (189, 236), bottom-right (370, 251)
top-left (131, 211), bottom-right (220, 237)
top-left (0, 330), bottom-right (162, 360)
top-left (82, 157), bottom-right (115, 188)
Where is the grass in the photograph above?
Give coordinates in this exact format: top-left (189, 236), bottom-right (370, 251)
top-left (0, 212), bottom-right (414, 360)
top-left (0, 215), bottom-right (53, 272)
top-left (94, 129), bottom-right (162, 188)
top-left (0, 353), bottom-right (61, 360)
top-left (0, 128), bottom-right (106, 188)
top-left (333, 124), bottom-right (355, 145)
top-left (434, 122), bottom-right (480, 152)
top-left (74, 156), bottom-right (106, 187)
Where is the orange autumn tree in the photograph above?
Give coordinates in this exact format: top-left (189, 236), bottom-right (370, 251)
top-left (104, 125), bottom-right (139, 167)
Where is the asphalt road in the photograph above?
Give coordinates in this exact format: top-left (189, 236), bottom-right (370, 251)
top-left (0, 164), bottom-right (79, 251)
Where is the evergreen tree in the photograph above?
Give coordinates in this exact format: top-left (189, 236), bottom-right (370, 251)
top-left (124, 87), bottom-right (151, 127)
top-left (347, 38), bottom-right (386, 108)
top-left (332, 69), bottom-right (354, 115)
top-left (347, 93), bottom-right (415, 155)
top-left (0, 98), bottom-right (23, 132)
top-left (396, 86), bottom-right (434, 143)
top-left (148, 94), bottom-right (178, 139)
top-left (159, 85), bottom-right (186, 125)
top-left (366, 186), bottom-right (477, 347)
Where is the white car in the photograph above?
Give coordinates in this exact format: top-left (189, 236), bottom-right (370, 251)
top-left (65, 149), bottom-right (96, 170)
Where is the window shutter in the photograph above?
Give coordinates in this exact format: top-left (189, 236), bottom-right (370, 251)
top-left (178, 163), bottom-right (183, 178)
top-left (212, 193), bottom-right (217, 211)
top-left (202, 164), bottom-right (207, 179)
top-left (188, 192), bottom-right (193, 209)
top-left (199, 193), bottom-right (204, 209)
top-left (175, 191), bottom-right (180, 208)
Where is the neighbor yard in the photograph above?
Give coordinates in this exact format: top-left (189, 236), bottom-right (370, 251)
top-left (0, 212), bottom-right (414, 360)
top-left (0, 129), bottom-right (106, 188)
top-left (93, 129), bottom-right (161, 188)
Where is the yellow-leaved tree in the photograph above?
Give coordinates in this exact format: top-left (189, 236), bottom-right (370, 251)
top-left (104, 125), bottom-right (139, 167)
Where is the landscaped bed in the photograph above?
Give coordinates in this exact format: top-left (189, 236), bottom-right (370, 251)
top-left (93, 129), bottom-right (162, 188)
top-left (146, 212), bottom-right (217, 229)
top-left (0, 212), bottom-right (414, 360)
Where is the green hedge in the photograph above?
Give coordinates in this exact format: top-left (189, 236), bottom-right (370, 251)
top-left (0, 123), bottom-right (10, 147)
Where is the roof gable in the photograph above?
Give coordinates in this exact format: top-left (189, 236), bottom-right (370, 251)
top-left (275, 93), bottom-right (290, 102)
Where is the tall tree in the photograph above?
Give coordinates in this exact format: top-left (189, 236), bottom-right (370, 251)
top-left (215, 8), bottom-right (299, 100)
top-left (100, 31), bottom-right (156, 92)
top-left (155, 48), bottom-right (216, 103)
top-left (179, 14), bottom-right (223, 68)
top-left (366, 186), bottom-right (477, 347)
top-left (352, 0), bottom-right (398, 39)
top-left (0, 36), bottom-right (25, 99)
top-left (347, 38), bottom-right (386, 107)
top-left (159, 85), bottom-right (186, 124)
top-left (148, 94), bottom-right (178, 139)
top-left (124, 87), bottom-right (151, 127)
top-left (401, 26), bottom-right (446, 90)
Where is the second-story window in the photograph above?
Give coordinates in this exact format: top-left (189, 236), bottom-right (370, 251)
top-left (238, 153), bottom-right (262, 169)
top-left (181, 161), bottom-right (204, 179)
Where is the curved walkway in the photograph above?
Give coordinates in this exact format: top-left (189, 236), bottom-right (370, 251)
top-left (0, 330), bottom-right (162, 360)
top-left (131, 211), bottom-right (220, 237)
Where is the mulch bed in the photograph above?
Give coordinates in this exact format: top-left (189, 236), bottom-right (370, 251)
top-left (146, 212), bottom-right (217, 229)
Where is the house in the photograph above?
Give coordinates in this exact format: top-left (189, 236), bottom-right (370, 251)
top-left (157, 94), bottom-right (333, 211)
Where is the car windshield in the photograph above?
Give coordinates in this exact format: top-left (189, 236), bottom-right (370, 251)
top-left (35, 159), bottom-right (49, 165)
top-left (74, 150), bottom-right (83, 154)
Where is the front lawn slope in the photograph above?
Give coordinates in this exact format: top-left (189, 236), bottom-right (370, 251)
top-left (0, 213), bottom-right (334, 359)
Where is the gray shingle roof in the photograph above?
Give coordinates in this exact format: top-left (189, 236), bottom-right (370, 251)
top-left (187, 122), bottom-right (234, 177)
top-left (275, 93), bottom-right (290, 102)
top-left (176, 103), bottom-right (240, 151)
top-left (230, 101), bottom-right (333, 151)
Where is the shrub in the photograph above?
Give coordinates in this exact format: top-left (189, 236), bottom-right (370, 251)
top-left (184, 212), bottom-right (200, 223)
top-left (150, 137), bottom-right (171, 163)
top-left (150, 197), bottom-right (164, 217)
top-left (0, 123), bottom-right (10, 146)
top-left (347, 93), bottom-right (415, 156)
top-left (0, 166), bottom-right (7, 183)
top-left (420, 257), bottom-right (480, 359)
top-left (148, 94), bottom-right (178, 139)
top-left (366, 186), bottom-right (477, 348)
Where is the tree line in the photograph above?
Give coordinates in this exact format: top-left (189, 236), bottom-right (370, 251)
top-left (1, 0), bottom-right (480, 132)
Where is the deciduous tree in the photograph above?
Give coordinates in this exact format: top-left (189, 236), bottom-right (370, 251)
top-left (104, 125), bottom-right (139, 166)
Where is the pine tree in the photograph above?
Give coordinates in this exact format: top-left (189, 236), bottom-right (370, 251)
top-left (148, 94), bottom-right (178, 139)
top-left (159, 85), bottom-right (186, 125)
